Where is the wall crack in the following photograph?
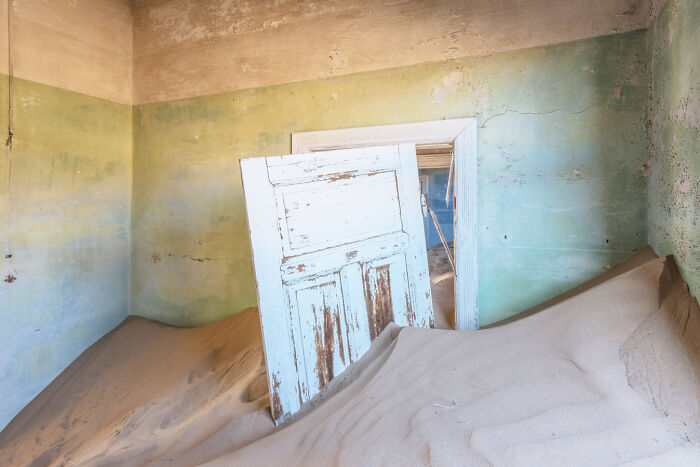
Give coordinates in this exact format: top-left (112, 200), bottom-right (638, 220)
top-left (480, 104), bottom-right (597, 128)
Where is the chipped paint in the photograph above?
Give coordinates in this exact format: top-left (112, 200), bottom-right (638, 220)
top-left (131, 0), bottom-right (652, 104)
top-left (670, 89), bottom-right (700, 129)
top-left (648, 0), bottom-right (700, 298)
top-left (432, 71), bottom-right (463, 105)
top-left (313, 302), bottom-right (335, 388)
top-left (364, 265), bottom-right (395, 340)
top-left (241, 146), bottom-right (431, 423)
top-left (269, 372), bottom-right (283, 418)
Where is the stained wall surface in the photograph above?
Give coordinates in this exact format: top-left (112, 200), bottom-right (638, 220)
top-left (0, 1), bottom-right (133, 430)
top-left (131, 31), bottom-right (650, 327)
top-left (132, 0), bottom-right (651, 104)
top-left (648, 0), bottom-right (700, 297)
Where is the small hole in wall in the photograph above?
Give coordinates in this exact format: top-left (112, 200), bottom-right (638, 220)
top-left (605, 239), bottom-right (609, 244)
top-left (504, 235), bottom-right (508, 240)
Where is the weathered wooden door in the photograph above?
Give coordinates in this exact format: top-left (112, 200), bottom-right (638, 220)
top-left (240, 143), bottom-right (433, 424)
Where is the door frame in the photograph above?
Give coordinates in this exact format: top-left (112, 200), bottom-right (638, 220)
top-left (292, 118), bottom-right (478, 330)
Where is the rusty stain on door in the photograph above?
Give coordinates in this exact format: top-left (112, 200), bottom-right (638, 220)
top-left (240, 144), bottom-right (433, 424)
top-left (364, 265), bottom-right (395, 340)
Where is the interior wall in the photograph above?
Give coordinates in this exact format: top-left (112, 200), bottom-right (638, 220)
top-left (0, 0), bottom-right (133, 430)
top-left (131, 31), bottom-right (649, 327)
top-left (0, 0), bottom-right (132, 104)
top-left (647, 0), bottom-right (699, 297)
top-left (132, 0), bottom-right (651, 104)
top-left (0, 0), bottom-right (672, 432)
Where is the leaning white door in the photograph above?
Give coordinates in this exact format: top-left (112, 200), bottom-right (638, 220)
top-left (241, 143), bottom-right (433, 424)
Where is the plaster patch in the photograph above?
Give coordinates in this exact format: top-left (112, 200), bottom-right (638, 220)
top-left (638, 162), bottom-right (651, 178)
top-left (677, 179), bottom-right (692, 194)
top-left (489, 168), bottom-right (526, 186)
top-left (477, 93), bottom-right (490, 113)
top-left (20, 95), bottom-right (43, 110)
top-left (671, 90), bottom-right (700, 129)
top-left (501, 151), bottom-right (524, 162)
top-left (432, 71), bottom-right (463, 105)
top-left (328, 47), bottom-right (346, 76)
top-left (558, 166), bottom-right (586, 182)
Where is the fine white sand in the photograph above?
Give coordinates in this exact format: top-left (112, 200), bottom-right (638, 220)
top-left (2, 249), bottom-right (699, 466)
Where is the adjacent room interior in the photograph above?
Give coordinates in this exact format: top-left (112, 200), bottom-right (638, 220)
top-left (0, 0), bottom-right (698, 464)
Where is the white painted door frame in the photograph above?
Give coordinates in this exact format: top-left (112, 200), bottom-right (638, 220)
top-left (292, 118), bottom-right (478, 330)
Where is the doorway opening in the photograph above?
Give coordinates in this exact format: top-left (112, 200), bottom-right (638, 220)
top-left (417, 143), bottom-right (455, 329)
top-left (292, 118), bottom-right (478, 330)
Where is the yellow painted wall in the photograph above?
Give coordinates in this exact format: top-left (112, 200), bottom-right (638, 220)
top-left (0, 0), bottom-right (133, 431)
top-left (131, 31), bottom-right (650, 327)
top-left (0, 76), bottom-right (132, 430)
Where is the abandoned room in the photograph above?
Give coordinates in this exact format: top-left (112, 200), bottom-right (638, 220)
top-left (0, 0), bottom-right (698, 465)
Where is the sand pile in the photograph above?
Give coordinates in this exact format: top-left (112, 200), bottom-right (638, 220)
top-left (214, 254), bottom-right (700, 466)
top-left (2, 249), bottom-right (700, 466)
top-left (0, 308), bottom-right (275, 466)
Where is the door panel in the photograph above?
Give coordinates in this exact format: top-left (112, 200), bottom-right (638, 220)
top-left (241, 144), bottom-right (433, 424)
top-left (276, 171), bottom-right (403, 254)
top-left (287, 273), bottom-right (350, 393)
top-left (363, 254), bottom-right (414, 338)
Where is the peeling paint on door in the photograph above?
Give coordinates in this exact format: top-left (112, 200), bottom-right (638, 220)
top-left (240, 144), bottom-right (433, 423)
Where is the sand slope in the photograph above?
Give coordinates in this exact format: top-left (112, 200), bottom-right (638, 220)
top-left (2, 251), bottom-right (700, 466)
top-left (216, 255), bottom-right (700, 466)
top-left (0, 308), bottom-right (275, 466)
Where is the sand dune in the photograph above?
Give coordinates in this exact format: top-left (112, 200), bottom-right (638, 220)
top-left (2, 250), bottom-right (700, 466)
top-left (216, 254), bottom-right (700, 466)
top-left (0, 308), bottom-right (275, 466)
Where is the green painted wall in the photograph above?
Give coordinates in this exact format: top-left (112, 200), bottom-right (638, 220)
top-left (648, 0), bottom-right (700, 297)
top-left (0, 77), bottom-right (132, 430)
top-left (132, 31), bottom-right (650, 327)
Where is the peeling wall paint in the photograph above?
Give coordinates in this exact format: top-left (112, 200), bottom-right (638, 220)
top-left (0, 78), bottom-right (132, 430)
top-left (649, 0), bottom-right (671, 21)
top-left (432, 71), bottom-right (464, 105)
top-left (131, 31), bottom-right (649, 327)
top-left (132, 0), bottom-right (652, 104)
top-left (648, 0), bottom-right (700, 297)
